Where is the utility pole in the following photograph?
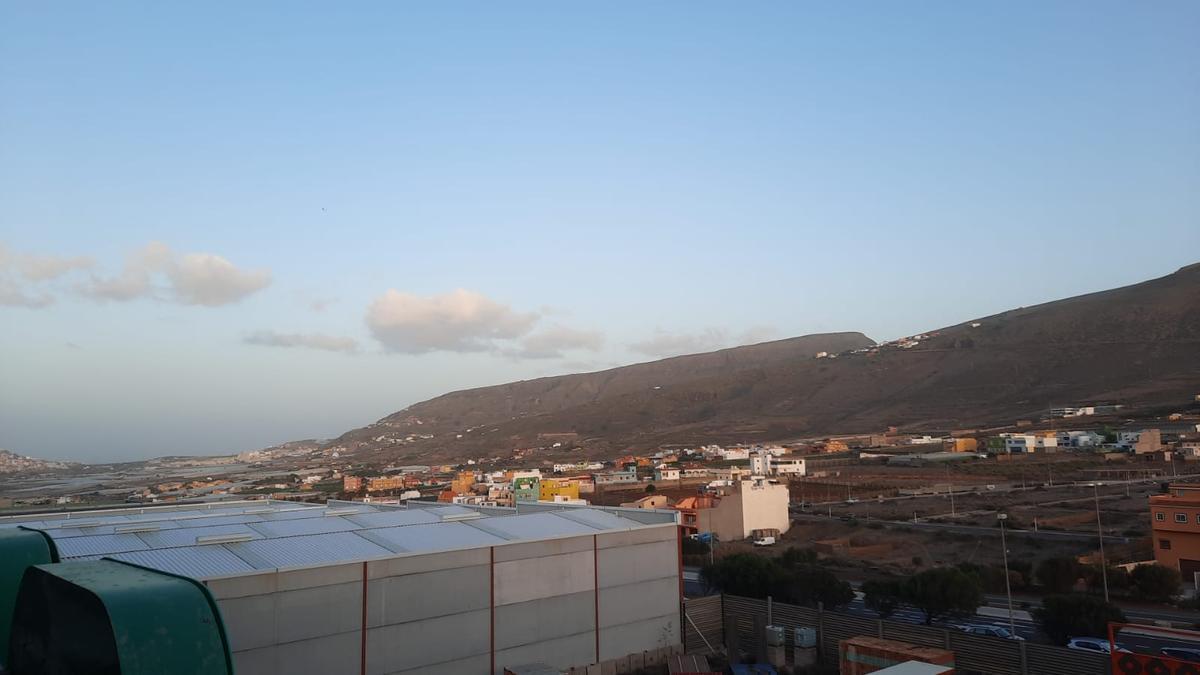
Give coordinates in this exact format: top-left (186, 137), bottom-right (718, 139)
top-left (1093, 483), bottom-right (1110, 602)
top-left (946, 465), bottom-right (956, 516)
top-left (998, 513), bottom-right (1017, 636)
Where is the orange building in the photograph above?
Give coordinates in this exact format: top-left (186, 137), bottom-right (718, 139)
top-left (343, 476), bottom-right (363, 492)
top-left (1150, 484), bottom-right (1200, 582)
top-left (673, 495), bottom-right (718, 537)
top-left (450, 471), bottom-right (476, 494)
top-left (366, 476), bottom-right (405, 492)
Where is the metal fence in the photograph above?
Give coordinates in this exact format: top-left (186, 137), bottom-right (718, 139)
top-left (682, 594), bottom-right (1110, 675)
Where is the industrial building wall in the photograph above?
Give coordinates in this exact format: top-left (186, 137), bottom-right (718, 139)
top-left (209, 562), bottom-right (366, 675)
top-left (205, 524), bottom-right (680, 675)
top-left (596, 526), bottom-right (681, 660)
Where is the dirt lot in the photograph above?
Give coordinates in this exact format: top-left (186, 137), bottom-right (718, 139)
top-left (595, 453), bottom-right (1193, 577)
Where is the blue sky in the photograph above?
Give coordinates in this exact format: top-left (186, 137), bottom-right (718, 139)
top-left (2, 2), bottom-right (1197, 462)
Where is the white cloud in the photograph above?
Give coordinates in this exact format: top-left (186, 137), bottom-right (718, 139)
top-left (628, 326), bottom-right (777, 358)
top-left (79, 242), bottom-right (269, 306)
top-left (244, 330), bottom-right (358, 354)
top-left (0, 278), bottom-right (54, 308)
top-left (507, 325), bottom-right (605, 359)
top-left (0, 243), bottom-right (93, 308)
top-left (169, 253), bottom-right (271, 306)
top-left (14, 253), bottom-right (94, 281)
top-left (366, 289), bottom-right (539, 354)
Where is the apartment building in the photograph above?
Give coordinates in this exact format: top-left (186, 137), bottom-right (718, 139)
top-left (1150, 484), bottom-right (1200, 583)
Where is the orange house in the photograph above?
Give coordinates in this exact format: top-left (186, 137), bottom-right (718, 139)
top-left (1150, 485), bottom-right (1200, 582)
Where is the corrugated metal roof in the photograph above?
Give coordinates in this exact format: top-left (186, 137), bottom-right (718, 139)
top-left (227, 532), bottom-right (392, 569)
top-left (245, 516), bottom-right (360, 538)
top-left (466, 512), bottom-right (600, 541)
top-left (343, 509), bottom-right (442, 529)
top-left (106, 546), bottom-right (257, 578)
top-left (359, 522), bottom-right (508, 553)
top-left (55, 533), bottom-right (151, 558)
top-left (8, 500), bottom-right (671, 580)
top-left (137, 523), bottom-right (265, 549)
top-left (550, 508), bottom-right (641, 531)
top-left (258, 504), bottom-right (378, 521)
top-left (424, 505), bottom-right (479, 517)
top-left (50, 521), bottom-right (182, 538)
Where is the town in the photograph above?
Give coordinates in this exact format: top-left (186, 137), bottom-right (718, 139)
top-left (4, 397), bottom-right (1200, 673)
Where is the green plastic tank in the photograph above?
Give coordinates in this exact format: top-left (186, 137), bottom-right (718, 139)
top-left (0, 527), bottom-right (58, 668)
top-left (6, 559), bottom-right (234, 675)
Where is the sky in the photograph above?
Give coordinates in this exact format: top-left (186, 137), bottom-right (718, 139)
top-left (1, 2), bottom-right (1198, 462)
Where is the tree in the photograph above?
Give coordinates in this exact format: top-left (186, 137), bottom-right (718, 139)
top-left (1036, 557), bottom-right (1083, 594)
top-left (1033, 594), bottom-right (1126, 645)
top-left (644, 483), bottom-right (657, 494)
top-left (778, 566), bottom-right (855, 609)
top-left (863, 579), bottom-right (905, 619)
top-left (780, 546), bottom-right (818, 567)
top-left (700, 553), bottom-right (785, 598)
top-left (1131, 564), bottom-right (1182, 602)
top-left (681, 537), bottom-right (710, 556)
top-left (904, 567), bottom-right (984, 625)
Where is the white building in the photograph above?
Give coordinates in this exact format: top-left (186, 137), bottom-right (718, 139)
top-left (749, 452), bottom-right (771, 477)
top-left (1056, 430), bottom-right (1105, 448)
top-left (773, 458), bottom-right (807, 476)
top-left (1004, 434), bottom-right (1059, 453)
top-left (0, 499), bottom-right (683, 674)
top-left (653, 466), bottom-right (680, 481)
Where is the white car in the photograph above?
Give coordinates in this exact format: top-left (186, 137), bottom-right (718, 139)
top-left (958, 625), bottom-right (1024, 640)
top-left (753, 536), bottom-right (776, 546)
top-left (1066, 637), bottom-right (1130, 654)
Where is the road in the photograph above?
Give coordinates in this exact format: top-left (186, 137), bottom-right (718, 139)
top-left (682, 567), bottom-right (1198, 656)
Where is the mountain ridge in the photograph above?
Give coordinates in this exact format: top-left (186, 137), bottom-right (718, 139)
top-left (332, 264), bottom-right (1200, 462)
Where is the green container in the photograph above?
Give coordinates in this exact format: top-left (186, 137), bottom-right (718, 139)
top-left (0, 527), bottom-right (58, 667)
top-left (7, 559), bottom-right (234, 675)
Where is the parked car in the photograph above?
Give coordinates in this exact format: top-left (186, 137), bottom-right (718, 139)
top-left (1066, 637), bottom-right (1130, 654)
top-left (1161, 647), bottom-right (1200, 663)
top-left (753, 536), bottom-right (776, 546)
top-left (957, 624), bottom-right (1024, 640)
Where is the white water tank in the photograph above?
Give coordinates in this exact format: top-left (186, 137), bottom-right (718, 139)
top-left (795, 627), bottom-right (817, 648)
top-left (765, 625), bottom-right (784, 646)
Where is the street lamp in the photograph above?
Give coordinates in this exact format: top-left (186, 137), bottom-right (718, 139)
top-left (1091, 483), bottom-right (1110, 602)
top-left (997, 513), bottom-right (1016, 636)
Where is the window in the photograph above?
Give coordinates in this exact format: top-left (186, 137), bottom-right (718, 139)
top-left (1156, 512), bottom-right (1165, 521)
top-left (1176, 513), bottom-right (1188, 523)
top-left (1160, 539), bottom-right (1172, 550)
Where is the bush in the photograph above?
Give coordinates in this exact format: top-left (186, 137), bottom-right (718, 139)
top-left (863, 579), bottom-right (905, 618)
top-left (1034, 594), bottom-right (1126, 645)
top-left (1131, 564), bottom-right (1182, 602)
top-left (700, 551), bottom-right (854, 609)
top-left (1036, 557), bottom-right (1083, 593)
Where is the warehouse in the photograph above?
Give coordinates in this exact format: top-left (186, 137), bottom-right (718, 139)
top-left (0, 498), bottom-right (682, 674)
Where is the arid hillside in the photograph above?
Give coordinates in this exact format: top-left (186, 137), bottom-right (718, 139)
top-left (335, 264), bottom-right (1200, 461)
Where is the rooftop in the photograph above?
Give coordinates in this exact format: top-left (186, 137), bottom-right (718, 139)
top-left (0, 499), bottom-right (677, 580)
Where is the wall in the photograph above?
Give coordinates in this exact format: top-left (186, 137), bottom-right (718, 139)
top-left (1150, 495), bottom-right (1200, 576)
top-left (207, 524), bottom-right (681, 675)
top-left (708, 480), bottom-right (790, 541)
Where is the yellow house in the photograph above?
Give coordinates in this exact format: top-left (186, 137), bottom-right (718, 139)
top-left (946, 438), bottom-right (979, 453)
top-left (539, 479), bottom-right (581, 502)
